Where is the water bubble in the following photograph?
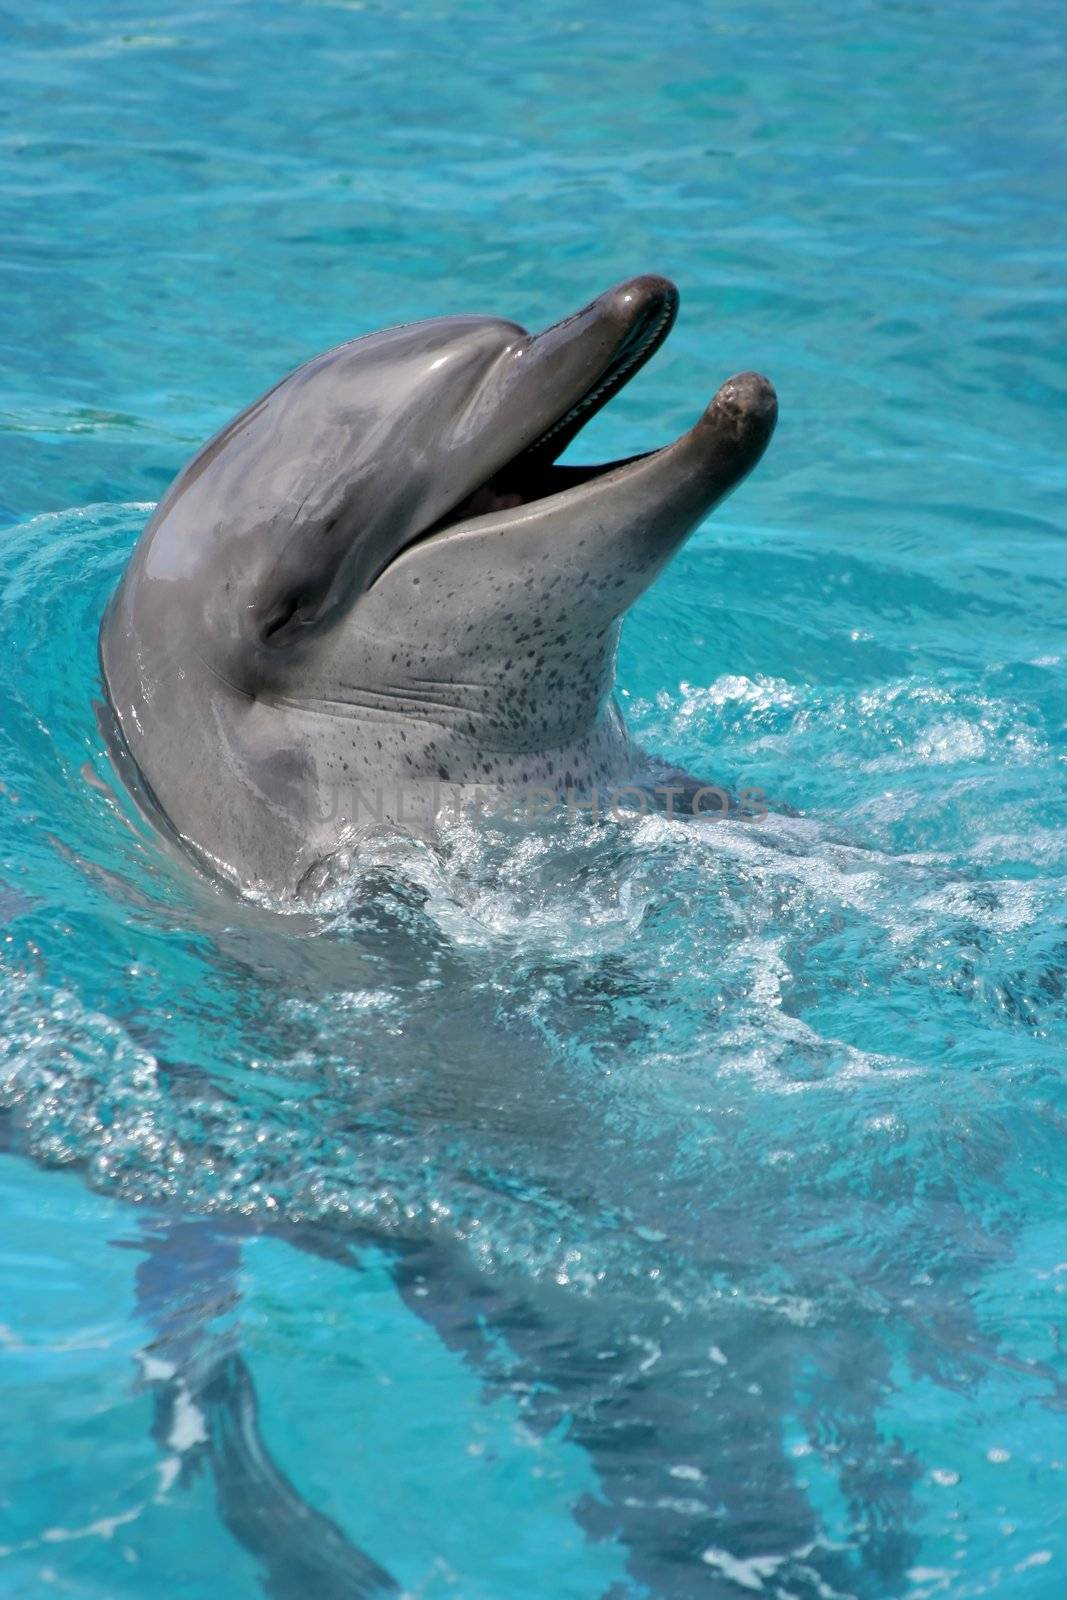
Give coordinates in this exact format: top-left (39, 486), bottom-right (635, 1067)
top-left (930, 1468), bottom-right (960, 1487)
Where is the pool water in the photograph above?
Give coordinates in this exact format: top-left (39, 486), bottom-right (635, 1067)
top-left (1, 2), bottom-right (1065, 1596)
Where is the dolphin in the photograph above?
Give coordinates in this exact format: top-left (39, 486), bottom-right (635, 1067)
top-left (99, 275), bottom-right (776, 898)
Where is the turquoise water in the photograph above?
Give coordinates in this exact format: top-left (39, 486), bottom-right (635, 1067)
top-left (1, 1), bottom-right (1065, 1595)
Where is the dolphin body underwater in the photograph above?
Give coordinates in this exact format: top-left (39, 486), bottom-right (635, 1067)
top-left (77, 280), bottom-right (883, 1599)
top-left (99, 275), bottom-right (777, 897)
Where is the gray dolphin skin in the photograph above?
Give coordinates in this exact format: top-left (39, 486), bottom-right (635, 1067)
top-left (100, 276), bottom-right (776, 897)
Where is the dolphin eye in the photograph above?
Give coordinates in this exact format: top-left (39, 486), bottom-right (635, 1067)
top-left (262, 595), bottom-right (303, 644)
top-left (261, 513), bottom-right (345, 644)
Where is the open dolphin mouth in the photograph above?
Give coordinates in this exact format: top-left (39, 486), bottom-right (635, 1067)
top-left (404, 274), bottom-right (776, 568)
top-left (432, 276), bottom-right (682, 533)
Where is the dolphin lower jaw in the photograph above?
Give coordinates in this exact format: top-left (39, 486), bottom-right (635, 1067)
top-left (377, 356), bottom-right (778, 600)
top-left (380, 366), bottom-right (778, 617)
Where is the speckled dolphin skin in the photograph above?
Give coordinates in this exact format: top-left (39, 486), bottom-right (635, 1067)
top-left (100, 276), bottom-right (776, 898)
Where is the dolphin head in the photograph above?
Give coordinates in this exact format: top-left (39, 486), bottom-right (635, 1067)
top-left (105, 277), bottom-right (776, 862)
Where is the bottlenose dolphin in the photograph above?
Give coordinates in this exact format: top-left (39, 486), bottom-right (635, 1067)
top-left (90, 289), bottom-right (781, 1586)
top-left (100, 276), bottom-right (776, 897)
